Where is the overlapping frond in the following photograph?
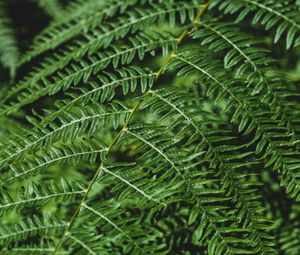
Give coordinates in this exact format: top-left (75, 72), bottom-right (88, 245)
top-left (0, 216), bottom-right (65, 247)
top-left (119, 125), bottom-right (256, 254)
top-left (141, 88), bottom-right (275, 253)
top-left (21, 1), bottom-right (201, 64)
top-left (22, 0), bottom-right (145, 62)
top-left (0, 31), bottom-right (177, 116)
top-left (0, 178), bottom-right (85, 214)
top-left (193, 22), bottom-right (272, 92)
top-left (168, 50), bottom-right (300, 200)
top-left (0, 102), bottom-right (128, 167)
top-left (0, 139), bottom-right (105, 186)
top-left (41, 67), bottom-right (156, 123)
top-left (0, 0), bottom-right (299, 254)
top-left (4, 33), bottom-right (173, 105)
top-left (192, 21), bottom-right (300, 139)
top-left (211, 0), bottom-right (300, 49)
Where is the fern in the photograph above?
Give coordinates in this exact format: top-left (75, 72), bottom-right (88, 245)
top-left (0, 0), bottom-right (299, 254)
top-left (211, 0), bottom-right (300, 49)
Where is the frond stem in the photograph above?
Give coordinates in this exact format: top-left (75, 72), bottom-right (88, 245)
top-left (51, 1), bottom-right (213, 253)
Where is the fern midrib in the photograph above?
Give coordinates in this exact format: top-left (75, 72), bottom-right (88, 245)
top-left (0, 222), bottom-right (66, 240)
top-left (51, 2), bottom-right (213, 253)
top-left (2, 247), bottom-right (56, 253)
top-left (68, 234), bottom-right (97, 255)
top-left (103, 167), bottom-right (157, 203)
top-left (82, 204), bottom-right (140, 248)
top-left (0, 190), bottom-right (85, 210)
top-left (244, 0), bottom-right (300, 29)
top-left (125, 129), bottom-right (186, 180)
top-left (202, 23), bottom-right (257, 71)
top-left (200, 23), bottom-right (257, 69)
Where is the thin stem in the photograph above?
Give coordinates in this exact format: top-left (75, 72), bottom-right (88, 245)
top-left (52, 1), bottom-right (213, 253)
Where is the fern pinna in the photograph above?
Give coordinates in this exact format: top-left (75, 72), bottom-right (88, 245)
top-left (0, 0), bottom-right (299, 254)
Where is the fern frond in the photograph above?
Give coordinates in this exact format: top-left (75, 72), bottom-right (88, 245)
top-left (21, 1), bottom-right (200, 64)
top-left (67, 215), bottom-right (163, 254)
top-left (63, 231), bottom-right (113, 255)
top-left (0, 139), bottom-right (106, 185)
top-left (193, 22), bottom-right (273, 92)
top-left (22, 0), bottom-right (142, 61)
top-left (4, 33), bottom-right (174, 105)
top-left (141, 88), bottom-right (275, 253)
top-left (0, 102), bottom-right (128, 166)
top-left (0, 216), bottom-right (65, 247)
top-left (1, 1), bottom-right (201, 116)
top-left (192, 22), bottom-right (299, 138)
top-left (41, 67), bottom-right (156, 124)
top-left (168, 50), bottom-right (300, 200)
top-left (67, 234), bottom-right (98, 255)
top-left (212, 0), bottom-right (300, 49)
top-left (1, 0), bottom-right (299, 253)
top-left (120, 126), bottom-right (257, 253)
top-left (0, 178), bottom-right (85, 215)
top-left (102, 167), bottom-right (157, 203)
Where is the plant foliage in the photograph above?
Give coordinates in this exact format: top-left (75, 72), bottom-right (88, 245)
top-left (0, 0), bottom-right (300, 254)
